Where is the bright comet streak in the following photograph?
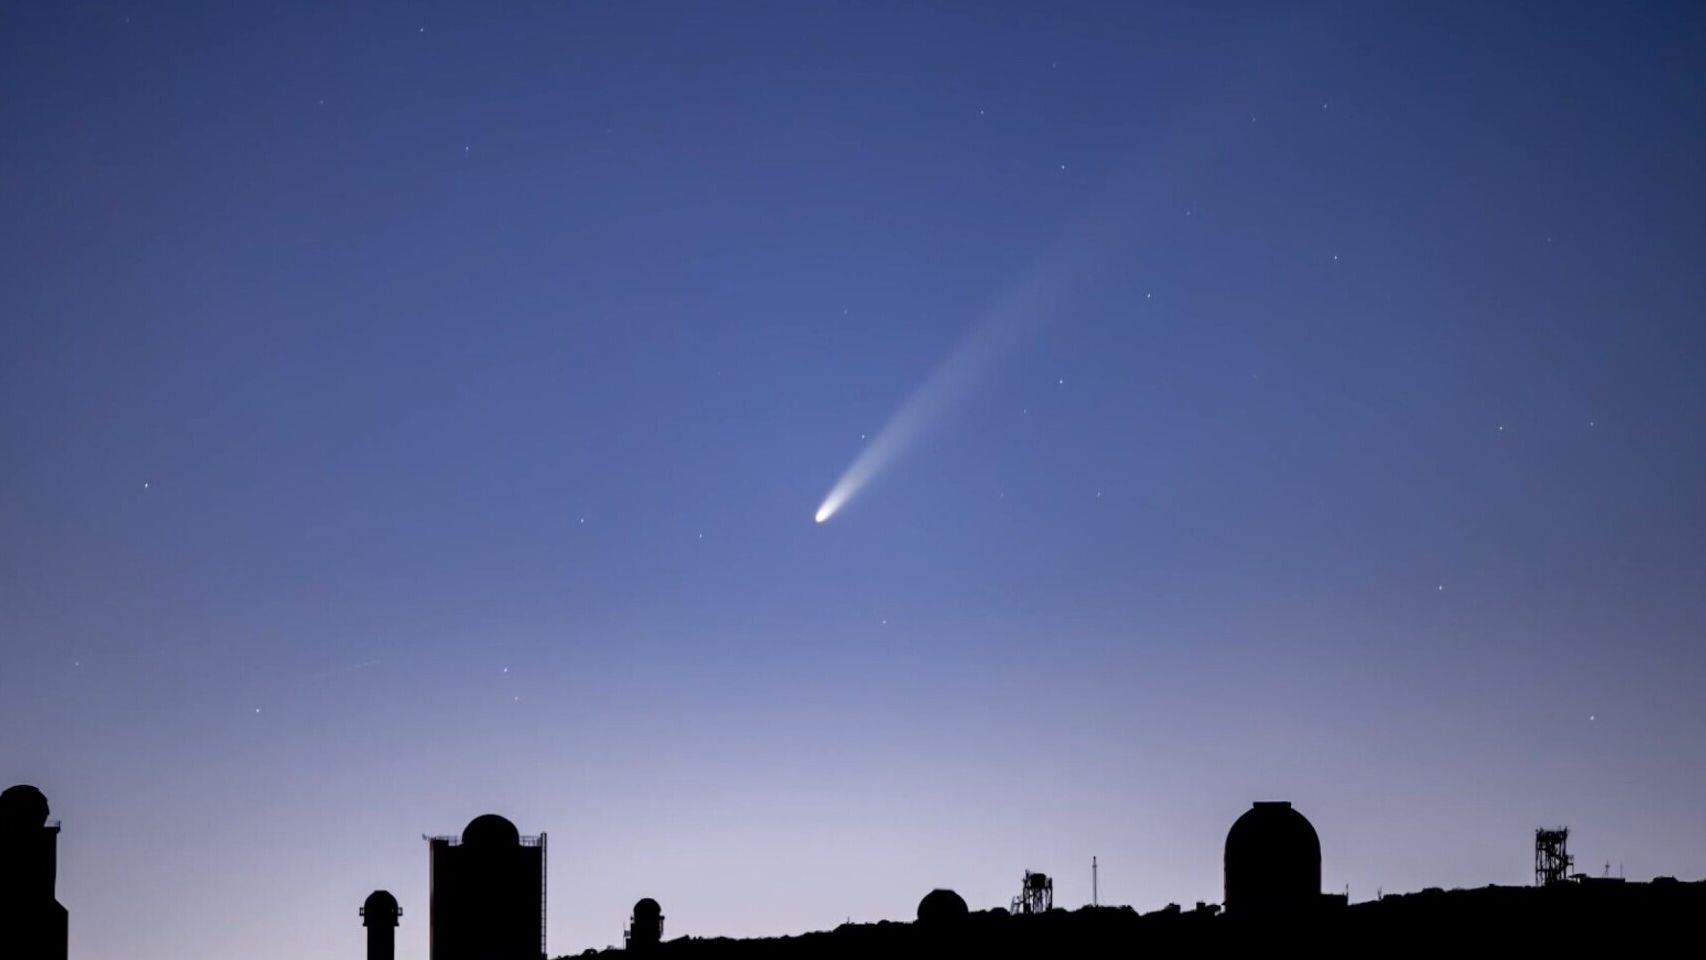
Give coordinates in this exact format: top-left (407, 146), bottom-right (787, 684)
top-left (812, 220), bottom-right (1115, 524)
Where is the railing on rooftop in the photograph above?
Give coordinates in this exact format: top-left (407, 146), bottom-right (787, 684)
top-left (422, 833), bottom-right (545, 847)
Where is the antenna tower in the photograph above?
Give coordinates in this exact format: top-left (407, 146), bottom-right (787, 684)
top-left (1011, 871), bottom-right (1054, 915)
top-left (1534, 827), bottom-right (1572, 886)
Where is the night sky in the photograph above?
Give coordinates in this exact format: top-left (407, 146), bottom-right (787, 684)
top-left (4, 2), bottom-right (1705, 957)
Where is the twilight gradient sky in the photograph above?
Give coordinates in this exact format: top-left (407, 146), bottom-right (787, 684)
top-left (3, 2), bottom-right (1706, 957)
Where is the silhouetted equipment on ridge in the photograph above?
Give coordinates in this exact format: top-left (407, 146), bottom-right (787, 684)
top-left (916, 888), bottom-right (969, 926)
top-left (1223, 801), bottom-right (1322, 915)
top-left (426, 813), bottom-right (546, 960)
top-left (361, 890), bottom-right (401, 960)
top-left (1536, 828), bottom-right (1573, 886)
top-left (1011, 870), bottom-right (1054, 914)
top-left (626, 897), bottom-right (664, 951)
top-left (0, 784), bottom-right (68, 960)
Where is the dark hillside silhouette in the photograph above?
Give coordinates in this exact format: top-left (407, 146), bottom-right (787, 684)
top-left (553, 879), bottom-right (1706, 957)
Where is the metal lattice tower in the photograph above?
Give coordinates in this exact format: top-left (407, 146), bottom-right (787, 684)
top-left (1535, 828), bottom-right (1572, 886)
top-left (1011, 871), bottom-right (1054, 914)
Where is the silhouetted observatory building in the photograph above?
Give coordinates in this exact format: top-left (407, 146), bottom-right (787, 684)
top-left (916, 888), bottom-right (969, 926)
top-left (361, 890), bottom-right (402, 960)
top-left (427, 814), bottom-right (546, 960)
top-left (0, 784), bottom-right (68, 960)
top-left (1224, 801), bottom-right (1322, 915)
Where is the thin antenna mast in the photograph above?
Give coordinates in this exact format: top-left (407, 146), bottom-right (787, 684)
top-left (1092, 856), bottom-right (1098, 907)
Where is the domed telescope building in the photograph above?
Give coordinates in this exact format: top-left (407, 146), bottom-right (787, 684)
top-left (426, 813), bottom-right (546, 960)
top-left (626, 897), bottom-right (664, 951)
top-left (916, 888), bottom-right (969, 926)
top-left (1224, 800), bottom-right (1322, 916)
top-left (360, 890), bottom-right (402, 960)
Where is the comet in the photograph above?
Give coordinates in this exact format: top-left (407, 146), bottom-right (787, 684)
top-left (812, 214), bottom-right (1120, 524)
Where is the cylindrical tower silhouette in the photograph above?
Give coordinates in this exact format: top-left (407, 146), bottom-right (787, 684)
top-left (361, 890), bottom-right (401, 960)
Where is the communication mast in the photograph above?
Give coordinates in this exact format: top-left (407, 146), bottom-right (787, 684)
top-left (1092, 857), bottom-right (1098, 907)
top-left (1011, 871), bottom-right (1053, 914)
top-left (1535, 828), bottom-right (1572, 886)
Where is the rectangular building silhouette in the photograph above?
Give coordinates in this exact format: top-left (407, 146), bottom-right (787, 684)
top-left (427, 815), bottom-right (546, 960)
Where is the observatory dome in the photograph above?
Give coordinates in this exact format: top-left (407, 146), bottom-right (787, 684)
top-left (1224, 801), bottom-right (1321, 914)
top-left (633, 898), bottom-right (662, 918)
top-left (916, 888), bottom-right (969, 925)
top-left (462, 813), bottom-right (521, 847)
top-left (362, 890), bottom-right (400, 926)
top-left (0, 784), bottom-right (49, 830)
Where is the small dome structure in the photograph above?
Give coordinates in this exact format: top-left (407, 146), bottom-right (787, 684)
top-left (916, 888), bottom-right (969, 925)
top-left (0, 784), bottom-right (50, 830)
top-left (461, 813), bottom-right (520, 847)
top-left (362, 890), bottom-right (401, 926)
top-left (627, 897), bottom-right (665, 949)
top-left (1224, 800), bottom-right (1321, 914)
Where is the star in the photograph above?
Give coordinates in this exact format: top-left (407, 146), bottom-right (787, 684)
top-left (1057, 378), bottom-right (1065, 385)
top-left (143, 482), bottom-right (149, 489)
top-left (1332, 254), bottom-right (1339, 262)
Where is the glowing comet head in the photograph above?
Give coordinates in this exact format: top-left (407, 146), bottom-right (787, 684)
top-left (813, 497), bottom-right (840, 524)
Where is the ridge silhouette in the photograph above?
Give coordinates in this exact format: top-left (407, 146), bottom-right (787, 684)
top-left (4, 785), bottom-right (1700, 958)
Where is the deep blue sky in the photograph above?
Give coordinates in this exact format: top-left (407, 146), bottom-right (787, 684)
top-left (3, 2), bottom-right (1705, 957)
